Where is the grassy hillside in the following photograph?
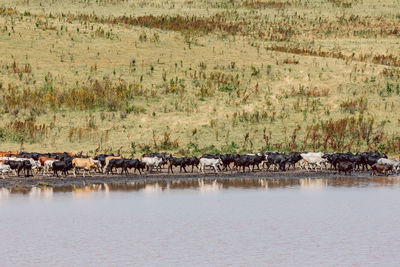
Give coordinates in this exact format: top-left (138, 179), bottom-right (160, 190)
top-left (0, 0), bottom-right (399, 156)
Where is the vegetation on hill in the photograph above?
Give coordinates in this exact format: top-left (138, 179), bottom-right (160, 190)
top-left (0, 0), bottom-right (399, 156)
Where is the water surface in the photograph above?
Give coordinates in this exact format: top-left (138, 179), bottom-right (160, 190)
top-left (1, 177), bottom-right (400, 266)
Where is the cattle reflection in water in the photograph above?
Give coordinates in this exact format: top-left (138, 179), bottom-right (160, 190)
top-left (300, 178), bottom-right (328, 190)
top-left (72, 184), bottom-right (102, 199)
top-left (0, 188), bottom-right (10, 199)
top-left (198, 179), bottom-right (223, 193)
top-left (143, 183), bottom-right (163, 193)
top-left (29, 187), bottom-right (53, 200)
top-left (2, 176), bottom-right (400, 196)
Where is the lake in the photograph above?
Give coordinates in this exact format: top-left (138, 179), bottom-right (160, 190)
top-left (1, 177), bottom-right (400, 266)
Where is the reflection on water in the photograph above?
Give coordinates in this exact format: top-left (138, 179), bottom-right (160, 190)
top-left (2, 176), bottom-right (400, 266)
top-left (1, 176), bottom-right (400, 196)
top-left (29, 187), bottom-right (53, 200)
top-left (300, 178), bottom-right (328, 190)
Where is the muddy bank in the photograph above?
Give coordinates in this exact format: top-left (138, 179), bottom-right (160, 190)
top-left (1, 169), bottom-right (399, 192)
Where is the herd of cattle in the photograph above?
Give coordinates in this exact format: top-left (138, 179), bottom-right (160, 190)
top-left (0, 150), bottom-right (398, 178)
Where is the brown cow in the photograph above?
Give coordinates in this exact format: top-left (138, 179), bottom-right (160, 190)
top-left (39, 156), bottom-right (56, 166)
top-left (0, 151), bottom-right (16, 157)
top-left (72, 158), bottom-right (96, 177)
top-left (371, 163), bottom-right (392, 176)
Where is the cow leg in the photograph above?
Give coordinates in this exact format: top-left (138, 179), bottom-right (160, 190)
top-left (305, 163), bottom-right (309, 172)
top-left (213, 165), bottom-right (218, 173)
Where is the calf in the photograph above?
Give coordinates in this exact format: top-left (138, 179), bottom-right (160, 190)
top-left (337, 161), bottom-right (355, 175)
top-left (377, 158), bottom-right (400, 173)
top-left (371, 163), bottom-right (392, 176)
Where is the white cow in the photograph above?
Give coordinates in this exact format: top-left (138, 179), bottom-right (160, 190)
top-left (26, 158), bottom-right (42, 173)
top-left (378, 158), bottom-right (400, 173)
top-left (300, 153), bottom-right (327, 171)
top-left (43, 160), bottom-right (58, 176)
top-left (0, 163), bottom-right (12, 178)
top-left (199, 158), bottom-right (223, 173)
top-left (89, 158), bottom-right (102, 173)
top-left (142, 157), bottom-right (163, 172)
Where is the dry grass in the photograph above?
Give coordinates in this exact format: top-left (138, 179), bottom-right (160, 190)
top-left (0, 0), bottom-right (399, 156)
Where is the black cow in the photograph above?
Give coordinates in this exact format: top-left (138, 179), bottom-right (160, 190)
top-left (5, 160), bottom-right (32, 177)
top-left (266, 153), bottom-right (289, 171)
top-left (286, 152), bottom-right (303, 170)
top-left (219, 154), bottom-right (235, 171)
top-left (122, 159), bottom-right (146, 175)
top-left (361, 152), bottom-right (386, 171)
top-left (246, 154), bottom-right (265, 171)
top-left (106, 158), bottom-right (125, 174)
top-left (94, 154), bottom-right (114, 170)
top-left (167, 157), bottom-right (190, 174)
top-left (52, 160), bottom-right (73, 177)
top-left (186, 157), bottom-right (200, 172)
top-left (234, 155), bottom-right (254, 172)
top-left (337, 161), bottom-right (355, 175)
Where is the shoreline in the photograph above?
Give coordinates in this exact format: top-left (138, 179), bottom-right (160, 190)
top-left (1, 169), bottom-right (399, 192)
